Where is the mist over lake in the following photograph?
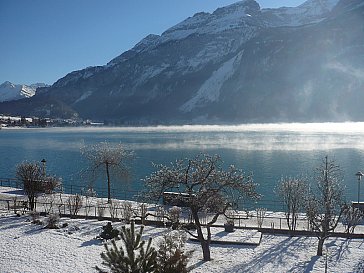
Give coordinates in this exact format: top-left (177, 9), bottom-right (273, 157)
top-left (2, 122), bottom-right (364, 210)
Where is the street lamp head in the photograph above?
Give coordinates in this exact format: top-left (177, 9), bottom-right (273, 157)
top-left (356, 171), bottom-right (364, 180)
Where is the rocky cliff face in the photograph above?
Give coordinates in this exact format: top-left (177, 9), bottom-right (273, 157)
top-left (1, 0), bottom-right (364, 124)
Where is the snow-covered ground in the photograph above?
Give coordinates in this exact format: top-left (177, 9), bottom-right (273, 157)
top-left (1, 213), bottom-right (364, 273)
top-left (1, 186), bottom-right (364, 273)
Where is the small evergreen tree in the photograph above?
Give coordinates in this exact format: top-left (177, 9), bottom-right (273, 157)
top-left (96, 221), bottom-right (157, 273)
top-left (98, 222), bottom-right (120, 241)
top-left (156, 230), bottom-right (192, 273)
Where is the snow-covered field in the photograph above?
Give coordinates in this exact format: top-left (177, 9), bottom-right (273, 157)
top-left (1, 214), bottom-right (364, 272)
top-left (1, 185), bottom-right (364, 273)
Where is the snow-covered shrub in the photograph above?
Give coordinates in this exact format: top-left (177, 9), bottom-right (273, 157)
top-left (108, 200), bottom-right (122, 221)
top-left (43, 193), bottom-right (56, 214)
top-left (256, 207), bottom-right (267, 229)
top-left (45, 213), bottom-right (60, 229)
top-left (29, 211), bottom-right (42, 225)
top-left (224, 209), bottom-right (235, 225)
top-left (122, 202), bottom-right (133, 223)
top-left (168, 206), bottom-right (181, 224)
top-left (83, 187), bottom-right (97, 217)
top-left (57, 193), bottom-right (65, 215)
top-left (134, 203), bottom-right (148, 225)
top-left (342, 204), bottom-right (363, 234)
top-left (275, 176), bottom-right (308, 231)
top-left (67, 194), bottom-right (83, 216)
top-left (97, 201), bottom-right (106, 219)
top-left (156, 230), bottom-right (192, 273)
top-left (156, 206), bottom-right (166, 222)
top-left (98, 222), bottom-right (120, 241)
top-left (41, 176), bottom-right (62, 194)
top-left (11, 197), bottom-right (18, 214)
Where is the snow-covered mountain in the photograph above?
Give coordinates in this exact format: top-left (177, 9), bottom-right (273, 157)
top-left (261, 0), bottom-right (339, 27)
top-left (1, 0), bottom-right (364, 124)
top-left (0, 81), bottom-right (48, 102)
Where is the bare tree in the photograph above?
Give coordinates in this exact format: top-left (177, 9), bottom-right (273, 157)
top-left (81, 141), bottom-right (133, 203)
top-left (256, 207), bottom-right (267, 229)
top-left (306, 156), bottom-right (345, 256)
top-left (276, 176), bottom-right (308, 232)
top-left (16, 161), bottom-right (42, 210)
top-left (143, 153), bottom-right (258, 261)
top-left (42, 175), bottom-right (62, 194)
top-left (16, 161), bottom-right (62, 211)
top-left (341, 204), bottom-right (363, 234)
top-left (67, 194), bottom-right (83, 216)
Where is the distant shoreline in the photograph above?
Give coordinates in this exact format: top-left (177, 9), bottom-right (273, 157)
top-left (2, 122), bottom-right (364, 134)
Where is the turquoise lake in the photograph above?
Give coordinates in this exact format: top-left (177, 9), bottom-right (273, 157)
top-left (2, 123), bottom-right (364, 210)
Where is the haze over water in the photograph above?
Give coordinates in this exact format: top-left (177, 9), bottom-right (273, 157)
top-left (2, 122), bottom-right (364, 210)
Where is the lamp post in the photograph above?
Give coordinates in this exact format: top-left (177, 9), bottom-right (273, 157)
top-left (355, 171), bottom-right (363, 205)
top-left (41, 159), bottom-right (46, 177)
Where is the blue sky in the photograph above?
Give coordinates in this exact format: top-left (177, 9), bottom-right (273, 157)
top-left (0, 0), bottom-right (305, 85)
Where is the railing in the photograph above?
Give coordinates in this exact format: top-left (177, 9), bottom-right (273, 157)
top-left (0, 195), bottom-right (314, 232)
top-left (61, 184), bottom-right (140, 201)
top-left (0, 177), bottom-right (287, 211)
top-left (2, 180), bottom-right (364, 236)
top-left (0, 178), bottom-right (141, 201)
top-left (3, 180), bottom-right (354, 234)
top-left (2, 196), bottom-right (364, 240)
top-left (0, 178), bottom-right (21, 188)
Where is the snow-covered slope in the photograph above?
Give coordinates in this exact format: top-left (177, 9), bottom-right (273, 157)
top-left (0, 81), bottom-right (48, 102)
top-left (180, 51), bottom-right (244, 112)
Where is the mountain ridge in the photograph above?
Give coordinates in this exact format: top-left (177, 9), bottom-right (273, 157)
top-left (1, 0), bottom-right (363, 124)
top-left (0, 81), bottom-right (49, 103)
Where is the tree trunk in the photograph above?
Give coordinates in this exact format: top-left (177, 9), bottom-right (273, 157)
top-left (286, 213), bottom-right (291, 231)
top-left (201, 240), bottom-right (211, 261)
top-left (317, 237), bottom-right (325, 256)
top-left (29, 195), bottom-right (35, 211)
top-left (191, 209), bottom-right (211, 261)
top-left (106, 162), bottom-right (111, 203)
